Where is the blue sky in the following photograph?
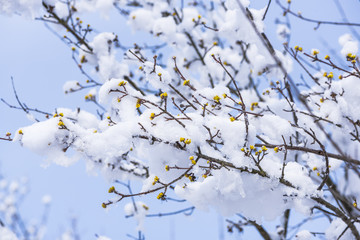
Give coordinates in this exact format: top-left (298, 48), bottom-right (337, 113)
top-left (1, 0), bottom-right (359, 239)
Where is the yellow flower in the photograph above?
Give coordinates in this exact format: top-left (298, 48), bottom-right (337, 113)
top-left (136, 99), bottom-right (141, 108)
top-left (354, 202), bottom-right (357, 208)
top-left (189, 156), bottom-right (194, 160)
top-left (80, 55), bottom-right (86, 63)
top-left (213, 95), bottom-right (220, 103)
top-left (325, 55), bottom-right (330, 60)
top-left (165, 165), bottom-right (170, 171)
top-left (274, 147), bottom-right (279, 153)
top-left (250, 145), bottom-right (255, 150)
top-left (180, 137), bottom-right (185, 142)
top-left (202, 174), bottom-right (207, 178)
top-left (191, 160), bottom-right (196, 165)
top-left (312, 167), bottom-right (317, 171)
top-left (160, 92), bottom-right (168, 99)
top-left (311, 49), bottom-right (319, 55)
top-left (152, 176), bottom-right (159, 185)
top-left (157, 192), bottom-right (164, 199)
top-left (102, 203), bottom-right (107, 208)
top-left (108, 186), bottom-right (115, 193)
top-left (118, 81), bottom-right (126, 86)
top-left (230, 117), bottom-right (235, 122)
top-left (183, 80), bottom-right (190, 86)
top-left (184, 139), bottom-right (191, 144)
top-left (18, 129), bottom-right (23, 135)
top-left (150, 113), bottom-right (155, 120)
top-left (294, 45), bottom-right (302, 52)
top-left (261, 146), bottom-right (268, 151)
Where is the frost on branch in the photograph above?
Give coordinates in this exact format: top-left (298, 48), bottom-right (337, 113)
top-left (4, 0), bottom-right (360, 239)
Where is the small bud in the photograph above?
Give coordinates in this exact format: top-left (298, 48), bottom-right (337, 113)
top-left (157, 192), bottom-right (164, 199)
top-left (108, 186), bottom-right (115, 193)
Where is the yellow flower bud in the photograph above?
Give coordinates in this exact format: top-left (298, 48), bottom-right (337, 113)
top-left (157, 192), bottom-right (164, 199)
top-left (108, 186), bottom-right (115, 193)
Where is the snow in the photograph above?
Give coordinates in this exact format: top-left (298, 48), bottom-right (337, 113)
top-left (124, 201), bottom-right (148, 231)
top-left (295, 230), bottom-right (312, 240)
top-left (4, 0), bottom-right (360, 238)
top-left (0, 0), bottom-right (41, 18)
top-left (338, 33), bottom-right (358, 57)
top-left (0, 227), bottom-right (18, 240)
